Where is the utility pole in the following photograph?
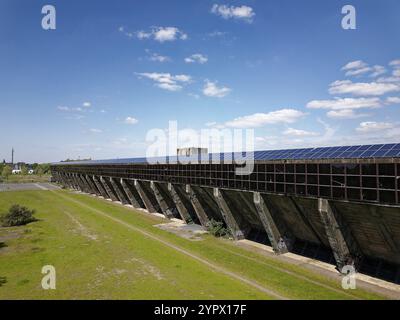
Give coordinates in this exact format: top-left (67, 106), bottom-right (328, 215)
top-left (11, 148), bottom-right (14, 165)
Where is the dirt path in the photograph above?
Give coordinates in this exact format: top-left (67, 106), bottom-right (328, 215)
top-left (54, 191), bottom-right (289, 300)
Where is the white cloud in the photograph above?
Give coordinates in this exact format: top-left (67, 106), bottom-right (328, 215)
top-left (393, 69), bottom-right (400, 77)
top-left (136, 72), bottom-right (192, 92)
top-left (224, 109), bottom-right (306, 128)
top-left (124, 117), bottom-right (138, 125)
top-left (283, 128), bottom-right (319, 137)
top-left (385, 96), bottom-right (400, 105)
top-left (185, 54), bottom-right (208, 64)
top-left (89, 128), bottom-right (102, 133)
top-left (326, 109), bottom-right (369, 119)
top-left (329, 80), bottom-right (400, 96)
top-left (307, 97), bottom-right (381, 110)
top-left (147, 52), bottom-right (170, 62)
top-left (82, 102), bottom-right (91, 108)
top-left (342, 60), bottom-right (368, 71)
top-left (208, 30), bottom-right (227, 37)
top-left (389, 59), bottom-right (400, 67)
top-left (377, 76), bottom-right (400, 83)
top-left (133, 27), bottom-right (187, 42)
top-left (370, 65), bottom-right (387, 77)
top-left (211, 4), bottom-right (255, 22)
top-left (153, 27), bottom-right (187, 42)
top-left (203, 80), bottom-right (231, 98)
top-left (57, 106), bottom-right (70, 111)
top-left (345, 67), bottom-right (371, 77)
top-left (356, 121), bottom-right (394, 133)
top-left (136, 30), bottom-right (152, 39)
top-left (341, 61), bottom-right (386, 77)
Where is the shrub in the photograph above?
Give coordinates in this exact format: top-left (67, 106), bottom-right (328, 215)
top-left (205, 219), bottom-right (231, 238)
top-left (1, 204), bottom-right (37, 227)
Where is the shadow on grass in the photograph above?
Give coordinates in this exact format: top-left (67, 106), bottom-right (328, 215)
top-left (0, 242), bottom-right (6, 249)
top-left (0, 276), bottom-right (7, 287)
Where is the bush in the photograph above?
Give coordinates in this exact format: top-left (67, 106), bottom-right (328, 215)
top-left (205, 219), bottom-right (231, 238)
top-left (1, 205), bottom-right (37, 227)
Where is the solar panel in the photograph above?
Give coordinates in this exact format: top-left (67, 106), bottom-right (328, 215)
top-left (52, 143), bottom-right (400, 165)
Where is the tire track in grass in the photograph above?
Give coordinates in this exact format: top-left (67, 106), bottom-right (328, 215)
top-left (53, 191), bottom-right (289, 300)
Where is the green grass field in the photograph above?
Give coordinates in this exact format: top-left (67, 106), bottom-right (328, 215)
top-left (0, 189), bottom-right (387, 300)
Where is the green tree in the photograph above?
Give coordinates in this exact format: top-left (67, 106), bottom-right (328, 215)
top-left (21, 165), bottom-right (28, 175)
top-left (1, 166), bottom-right (12, 180)
top-left (36, 163), bottom-right (50, 175)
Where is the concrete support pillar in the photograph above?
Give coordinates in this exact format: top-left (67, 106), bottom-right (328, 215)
top-left (75, 174), bottom-right (87, 192)
top-left (213, 188), bottom-right (249, 240)
top-left (186, 185), bottom-right (210, 227)
top-left (150, 181), bottom-right (175, 219)
top-left (69, 174), bottom-right (78, 190)
top-left (73, 175), bottom-right (80, 190)
top-left (85, 175), bottom-right (100, 195)
top-left (110, 177), bottom-right (129, 204)
top-left (81, 175), bottom-right (94, 194)
top-left (134, 180), bottom-right (157, 213)
top-left (100, 176), bottom-right (119, 202)
top-left (253, 192), bottom-right (294, 254)
top-left (82, 175), bottom-right (97, 194)
top-left (318, 198), bottom-right (363, 271)
top-left (167, 183), bottom-right (193, 224)
top-left (64, 173), bottom-right (74, 189)
top-left (120, 179), bottom-right (141, 207)
top-left (92, 176), bottom-right (109, 198)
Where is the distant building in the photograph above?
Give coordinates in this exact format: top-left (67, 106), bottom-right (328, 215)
top-left (177, 147), bottom-right (208, 157)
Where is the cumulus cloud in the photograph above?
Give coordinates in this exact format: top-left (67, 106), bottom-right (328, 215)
top-left (203, 80), bottom-right (231, 98)
top-left (211, 4), bottom-right (255, 22)
top-left (385, 96), bottom-right (400, 105)
top-left (283, 128), bottom-right (319, 137)
top-left (326, 109), bottom-right (369, 119)
top-left (307, 97), bottom-right (381, 110)
top-left (342, 60), bottom-right (368, 71)
top-left (124, 117), bottom-right (138, 125)
top-left (146, 50), bottom-right (170, 62)
top-left (370, 65), bottom-right (387, 77)
top-left (389, 59), bottom-right (400, 68)
top-left (185, 54), bottom-right (208, 64)
top-left (121, 26), bottom-right (188, 42)
top-left (82, 102), bottom-right (91, 108)
top-left (356, 121), bottom-right (394, 133)
top-left (136, 72), bottom-right (192, 92)
top-left (341, 60), bottom-right (386, 77)
top-left (224, 109), bottom-right (306, 128)
top-left (377, 76), bottom-right (400, 83)
top-left (329, 80), bottom-right (400, 96)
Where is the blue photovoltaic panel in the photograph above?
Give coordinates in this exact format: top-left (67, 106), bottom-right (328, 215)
top-left (53, 143), bottom-right (400, 165)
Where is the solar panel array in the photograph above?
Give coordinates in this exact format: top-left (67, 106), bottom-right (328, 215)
top-left (54, 143), bottom-right (400, 165)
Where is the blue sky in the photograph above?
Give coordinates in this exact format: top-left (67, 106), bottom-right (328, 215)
top-left (1, 0), bottom-right (400, 163)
